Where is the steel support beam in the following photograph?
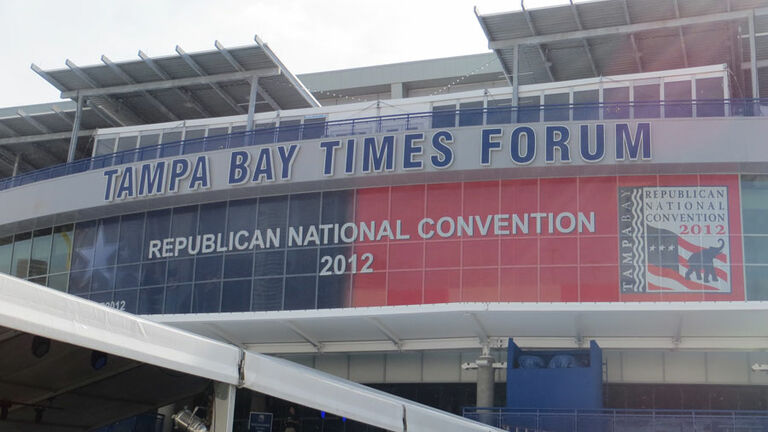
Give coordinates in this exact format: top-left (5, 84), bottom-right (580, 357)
top-left (247, 77), bottom-right (259, 131)
top-left (12, 154), bottom-right (20, 176)
top-left (622, 0), bottom-right (643, 72)
top-left (672, 0), bottom-right (690, 68)
top-left (749, 12), bottom-right (761, 98)
top-left (101, 55), bottom-right (180, 122)
top-left (30, 64), bottom-right (67, 92)
top-left (175, 45), bottom-right (246, 114)
top-left (215, 40), bottom-right (280, 111)
top-left (255, 34), bottom-right (321, 107)
top-left (65, 59), bottom-right (143, 125)
top-left (67, 95), bottom-right (82, 163)
top-left (475, 6), bottom-right (515, 86)
top-left (50, 105), bottom-right (73, 126)
top-left (569, 0), bottom-right (598, 76)
top-left (138, 50), bottom-right (211, 117)
top-left (490, 8), bottom-right (762, 49)
top-left (367, 317), bottom-right (402, 349)
top-left (520, 0), bottom-right (555, 82)
top-left (512, 44), bottom-right (520, 122)
top-left (16, 109), bottom-right (52, 134)
top-left (283, 321), bottom-right (322, 351)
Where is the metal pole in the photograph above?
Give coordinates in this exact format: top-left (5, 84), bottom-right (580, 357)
top-left (212, 382), bottom-right (236, 432)
top-left (749, 12), bottom-right (760, 99)
top-left (68, 94), bottom-right (83, 163)
top-left (247, 77), bottom-right (259, 131)
top-left (512, 44), bottom-right (520, 123)
top-left (12, 154), bottom-right (20, 177)
top-left (476, 345), bottom-right (495, 426)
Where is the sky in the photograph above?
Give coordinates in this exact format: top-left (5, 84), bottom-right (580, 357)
top-left (0, 0), bottom-right (569, 108)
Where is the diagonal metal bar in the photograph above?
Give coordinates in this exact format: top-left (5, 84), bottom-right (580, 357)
top-left (215, 40), bottom-right (280, 110)
top-left (569, 0), bottom-right (598, 76)
top-left (65, 59), bottom-right (141, 126)
top-left (672, 0), bottom-right (689, 68)
top-left (255, 34), bottom-right (320, 107)
top-left (521, 0), bottom-right (555, 82)
top-left (138, 50), bottom-right (211, 117)
top-left (475, 7), bottom-right (515, 86)
top-left (622, 0), bottom-right (644, 72)
top-left (283, 321), bottom-right (322, 351)
top-left (16, 109), bottom-right (51, 134)
top-left (366, 317), bottom-right (402, 349)
top-left (176, 45), bottom-right (245, 114)
top-left (50, 105), bottom-right (73, 126)
top-left (30, 64), bottom-right (68, 92)
top-left (101, 55), bottom-right (180, 121)
top-left (85, 99), bottom-right (121, 127)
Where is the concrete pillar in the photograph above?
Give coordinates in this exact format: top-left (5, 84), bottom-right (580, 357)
top-left (212, 382), bottom-right (236, 432)
top-left (476, 347), bottom-right (496, 426)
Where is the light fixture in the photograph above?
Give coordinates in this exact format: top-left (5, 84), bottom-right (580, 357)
top-left (31, 336), bottom-right (50, 358)
top-left (90, 351), bottom-right (108, 370)
top-left (172, 408), bottom-right (208, 432)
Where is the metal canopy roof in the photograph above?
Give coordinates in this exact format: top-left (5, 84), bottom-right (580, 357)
top-left (155, 302), bottom-right (768, 355)
top-left (33, 36), bottom-right (318, 126)
top-left (477, 0), bottom-right (768, 97)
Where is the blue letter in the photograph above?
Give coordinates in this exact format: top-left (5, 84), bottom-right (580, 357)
top-left (362, 135), bottom-right (395, 172)
top-left (430, 131), bottom-right (453, 169)
top-left (481, 128), bottom-right (502, 166)
top-left (116, 168), bottom-right (134, 200)
top-left (103, 168), bottom-right (119, 201)
top-left (228, 151), bottom-right (251, 185)
top-left (277, 144), bottom-right (299, 180)
top-left (138, 161), bottom-right (166, 196)
top-left (345, 139), bottom-right (356, 174)
top-left (403, 133), bottom-right (424, 170)
top-left (545, 126), bottom-right (570, 163)
top-left (510, 126), bottom-right (536, 165)
top-left (616, 123), bottom-right (651, 160)
top-left (320, 141), bottom-right (341, 176)
top-left (580, 124), bottom-right (604, 162)
top-left (189, 156), bottom-right (210, 190)
top-left (252, 148), bottom-right (274, 182)
top-left (168, 159), bottom-right (190, 193)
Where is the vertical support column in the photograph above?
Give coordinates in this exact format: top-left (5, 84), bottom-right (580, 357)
top-left (390, 82), bottom-right (405, 99)
top-left (476, 345), bottom-right (495, 426)
top-left (68, 94), bottom-right (83, 163)
top-left (157, 404), bottom-right (176, 432)
top-left (749, 12), bottom-right (760, 100)
top-left (512, 44), bottom-right (520, 123)
top-left (12, 154), bottom-right (20, 177)
top-left (247, 77), bottom-right (259, 131)
top-left (212, 382), bottom-right (236, 432)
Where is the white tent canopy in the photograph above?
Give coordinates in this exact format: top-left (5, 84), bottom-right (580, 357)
top-left (0, 273), bottom-right (501, 432)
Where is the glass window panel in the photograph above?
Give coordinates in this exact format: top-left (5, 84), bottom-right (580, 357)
top-left (199, 202), bottom-right (227, 235)
top-left (93, 217), bottom-right (120, 268)
top-left (50, 224), bottom-right (74, 273)
top-left (205, 127), bottom-right (229, 152)
top-left (286, 248), bottom-right (318, 275)
top-left (116, 136), bottom-right (138, 152)
top-left (28, 276), bottom-right (47, 286)
top-left (604, 87), bottom-right (630, 119)
top-left (94, 138), bottom-right (116, 156)
top-left (302, 117), bottom-right (326, 140)
top-left (138, 287), bottom-right (164, 315)
top-left (229, 125), bottom-right (248, 148)
top-left (431, 105), bottom-right (456, 128)
top-left (29, 228), bottom-right (52, 277)
top-left (115, 264), bottom-right (141, 290)
top-left (139, 133), bottom-right (160, 147)
top-left (664, 80), bottom-right (692, 118)
top-left (71, 221), bottom-right (97, 271)
top-left (164, 283), bottom-right (192, 314)
top-left (321, 191), bottom-right (354, 227)
top-left (114, 289), bottom-right (138, 314)
top-left (741, 175), bottom-right (768, 234)
top-left (11, 232), bottom-right (32, 278)
top-left (68, 269), bottom-right (92, 294)
top-left (143, 210), bottom-right (171, 261)
top-left (252, 277), bottom-right (283, 311)
top-left (182, 129), bottom-right (205, 154)
top-left (166, 258), bottom-right (194, 284)
top-left (228, 199), bottom-right (258, 233)
top-left (118, 213), bottom-right (145, 264)
top-left (277, 120), bottom-right (301, 143)
top-left (221, 279), bottom-right (251, 312)
top-left (573, 90), bottom-right (598, 121)
top-left (318, 274), bottom-right (351, 309)
top-left (0, 236), bottom-right (12, 274)
top-left (193, 281), bottom-right (221, 313)
top-left (543, 93), bottom-right (569, 121)
top-left (257, 196), bottom-right (288, 248)
top-left (141, 261), bottom-right (167, 287)
top-left (744, 237), bottom-right (768, 265)
top-left (486, 99), bottom-right (512, 125)
top-left (696, 77), bottom-right (725, 117)
top-left (459, 101), bottom-right (484, 126)
top-left (161, 130), bottom-right (183, 144)
top-left (254, 251), bottom-right (285, 277)
top-left (47, 273), bottom-right (68, 292)
top-left (284, 276), bottom-right (317, 310)
top-left (171, 206), bottom-right (199, 257)
top-left (253, 123), bottom-right (276, 145)
top-left (224, 253), bottom-right (253, 279)
top-left (634, 84), bottom-right (661, 119)
top-left (195, 255), bottom-right (222, 281)
top-left (289, 193), bottom-right (321, 232)
top-left (518, 96), bottom-right (540, 123)
top-left (92, 266), bottom-right (116, 292)
top-left (160, 131), bottom-right (183, 158)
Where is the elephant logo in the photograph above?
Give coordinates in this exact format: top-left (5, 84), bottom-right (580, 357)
top-left (684, 238), bottom-right (725, 283)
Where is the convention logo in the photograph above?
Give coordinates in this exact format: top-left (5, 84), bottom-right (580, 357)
top-left (619, 186), bottom-right (731, 294)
